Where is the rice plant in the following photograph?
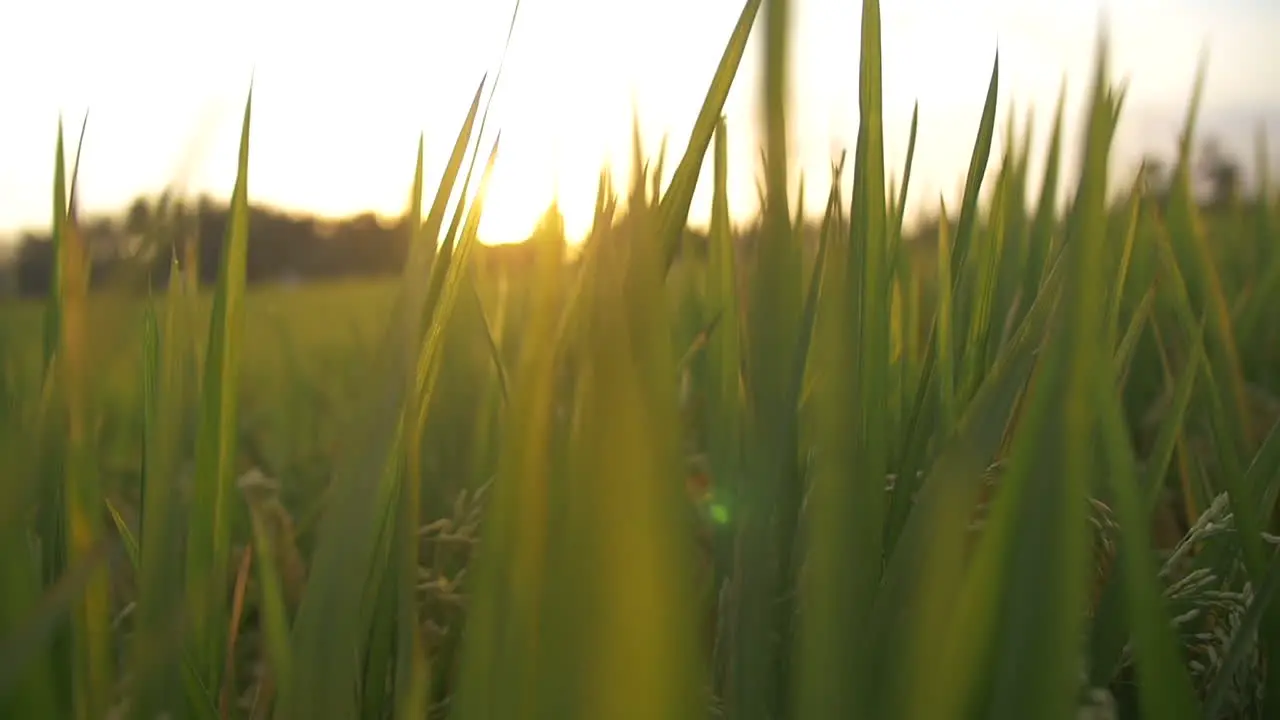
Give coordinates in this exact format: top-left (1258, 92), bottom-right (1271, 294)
top-left (2, 0), bottom-right (1279, 718)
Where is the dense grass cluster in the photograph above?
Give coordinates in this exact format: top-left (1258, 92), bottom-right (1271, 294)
top-left (4, 0), bottom-right (1280, 718)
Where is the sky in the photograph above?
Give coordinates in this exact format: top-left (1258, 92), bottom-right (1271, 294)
top-left (0, 0), bottom-right (1276, 246)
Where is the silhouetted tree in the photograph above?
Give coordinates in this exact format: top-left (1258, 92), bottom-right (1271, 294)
top-left (1139, 155), bottom-right (1170, 201)
top-left (1200, 138), bottom-right (1242, 208)
top-left (14, 233), bottom-right (54, 296)
top-left (125, 197), bottom-right (151, 237)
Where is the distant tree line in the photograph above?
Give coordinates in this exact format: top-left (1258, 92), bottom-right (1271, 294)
top-left (7, 193), bottom-right (420, 297)
top-left (0, 135), bottom-right (1257, 299)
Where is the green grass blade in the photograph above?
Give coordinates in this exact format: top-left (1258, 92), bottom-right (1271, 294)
top-left (548, 171), bottom-right (705, 719)
top-left (1104, 181), bottom-right (1141, 350)
top-left (467, 272), bottom-right (511, 407)
top-left (660, 0), bottom-right (763, 269)
top-left (871, 238), bottom-right (1064, 718)
top-left (790, 188), bottom-right (831, 426)
top-left (930, 38), bottom-right (1112, 719)
top-left (730, 0), bottom-right (803, 715)
top-left (886, 102), bottom-right (919, 272)
top-left (413, 139), bottom-right (501, 426)
top-left (704, 118), bottom-right (743, 576)
top-left (132, 256), bottom-right (191, 717)
top-left (935, 200), bottom-right (957, 434)
top-left (241, 483), bottom-right (295, 701)
top-left (440, 1), bottom-right (521, 254)
top-left (184, 88), bottom-right (252, 696)
top-left (949, 55), bottom-right (1000, 281)
top-left (399, 155), bottom-right (503, 720)
top-left (406, 79), bottom-right (486, 283)
top-left (1143, 322), bottom-right (1206, 508)
top-left (1094, 364), bottom-right (1199, 719)
top-left (0, 275), bottom-right (57, 717)
top-left (278, 82), bottom-right (484, 720)
top-left (395, 134), bottom-right (431, 720)
top-left (1024, 81), bottom-right (1067, 298)
top-left (1251, 418), bottom-right (1280, 515)
top-left (891, 57), bottom-right (1000, 521)
top-left (1163, 55), bottom-right (1254, 458)
top-left (49, 114), bottom-right (113, 720)
top-left (959, 172), bottom-right (1007, 398)
top-left (0, 541), bottom-right (119, 711)
top-left (1111, 286), bottom-right (1154, 391)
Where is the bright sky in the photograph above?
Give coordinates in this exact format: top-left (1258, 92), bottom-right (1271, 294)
top-left (0, 0), bottom-right (1276, 245)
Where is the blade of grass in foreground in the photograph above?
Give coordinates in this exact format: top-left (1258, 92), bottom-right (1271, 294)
top-left (413, 138), bottom-right (502, 428)
top-left (0, 537), bottom-right (120, 714)
top-left (36, 125), bottom-right (72, 709)
top-left (888, 56), bottom-right (1000, 546)
top-left (660, 0), bottom-right (763, 269)
top-left (0, 420), bottom-right (57, 718)
top-left (1105, 175), bottom-right (1143, 349)
top-left (794, 0), bottom-right (888, 715)
top-left (1024, 81), bottom-right (1067, 299)
top-left (961, 148), bottom-right (1011, 397)
top-left (703, 120), bottom-right (743, 681)
top-left (1094, 366), bottom-right (1198, 720)
top-left (731, 0), bottom-right (802, 717)
top-left (543, 198), bottom-right (704, 719)
top-left (886, 102), bottom-right (919, 273)
top-left (184, 89), bottom-right (252, 697)
top-left (451, 205), bottom-right (567, 720)
top-left (883, 196), bottom-right (955, 555)
top-left (0, 130), bottom-right (72, 720)
top-left (1163, 56), bottom-right (1254, 459)
top-left (394, 139), bottom-right (431, 720)
top-left (50, 117), bottom-right (113, 720)
top-left (277, 84), bottom-right (485, 720)
top-left (929, 40), bottom-right (1115, 719)
top-left (870, 234), bottom-right (1066, 719)
top-left (398, 136), bottom-right (500, 717)
top-left (439, 0), bottom-right (521, 256)
top-left (241, 485), bottom-right (293, 713)
top-left (950, 55), bottom-right (1000, 285)
top-left (467, 275), bottom-right (511, 407)
top-left (935, 201), bottom-right (957, 434)
top-left (131, 267), bottom-right (193, 718)
top-left (1239, 127), bottom-right (1280, 342)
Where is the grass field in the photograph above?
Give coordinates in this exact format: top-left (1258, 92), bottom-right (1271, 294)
top-left (4, 0), bottom-right (1280, 718)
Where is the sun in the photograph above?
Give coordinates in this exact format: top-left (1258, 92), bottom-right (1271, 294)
top-left (464, 0), bottom-right (650, 246)
top-left (477, 138), bottom-right (612, 245)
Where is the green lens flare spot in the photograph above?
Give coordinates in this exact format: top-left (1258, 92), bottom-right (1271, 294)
top-left (708, 503), bottom-right (730, 525)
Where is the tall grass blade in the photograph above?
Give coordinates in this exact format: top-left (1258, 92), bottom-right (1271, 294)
top-left (729, 0), bottom-right (803, 716)
top-left (451, 216), bottom-right (564, 720)
top-left (950, 56), bottom-right (1000, 281)
top-left (395, 138), bottom-right (431, 720)
top-left (52, 115), bottom-right (113, 720)
top-left (660, 0), bottom-right (763, 268)
top-left (704, 118), bottom-right (743, 580)
top-left (184, 89), bottom-right (252, 697)
top-left (1024, 81), bottom-right (1067, 298)
top-left (887, 102), bottom-right (919, 271)
top-left (131, 276), bottom-right (191, 718)
top-left (872, 241), bottom-right (1064, 718)
top-left (926, 37), bottom-right (1112, 719)
top-left (935, 200), bottom-right (957, 434)
top-left (278, 81), bottom-right (484, 720)
top-left (1094, 368), bottom-right (1198, 719)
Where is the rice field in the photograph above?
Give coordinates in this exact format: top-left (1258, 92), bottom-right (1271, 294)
top-left (3, 0), bottom-right (1280, 718)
